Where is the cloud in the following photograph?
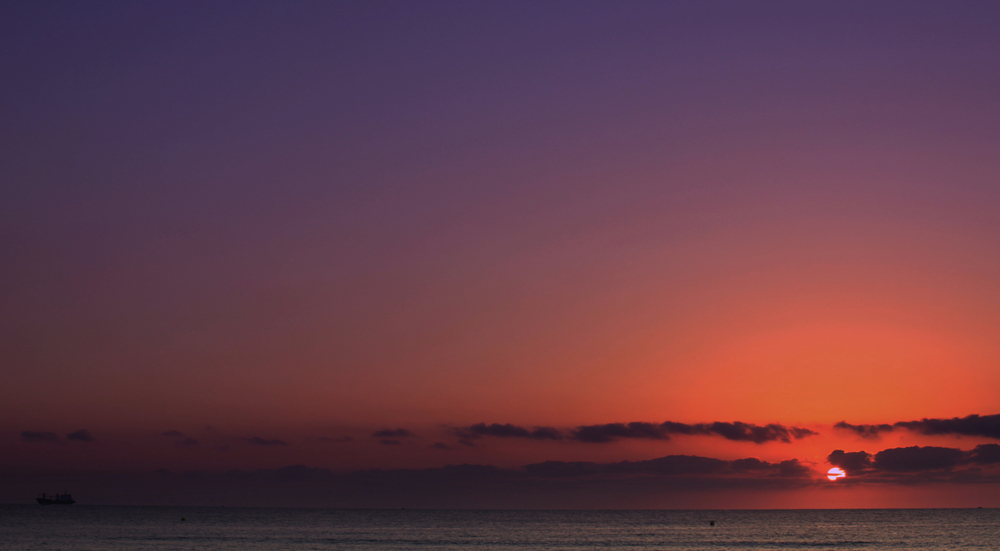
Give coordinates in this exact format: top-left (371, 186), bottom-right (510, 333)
top-left (968, 444), bottom-right (1000, 465)
top-left (827, 445), bottom-right (1000, 483)
top-left (730, 457), bottom-right (773, 471)
top-left (835, 414), bottom-right (1000, 440)
top-left (454, 423), bottom-right (563, 440)
top-left (430, 442), bottom-right (453, 450)
top-left (245, 437), bottom-right (288, 446)
top-left (702, 422), bottom-right (816, 444)
top-left (777, 459), bottom-right (812, 477)
top-left (21, 431), bottom-right (59, 442)
top-left (833, 422), bottom-right (894, 439)
top-left (872, 446), bottom-right (967, 472)
top-left (570, 421), bottom-right (816, 444)
top-left (372, 429), bottom-right (414, 438)
top-left (827, 450), bottom-right (872, 473)
top-left (67, 429), bottom-right (95, 442)
top-left (448, 420), bottom-right (817, 445)
top-left (894, 414), bottom-right (1000, 439)
top-left (379, 439), bottom-right (401, 445)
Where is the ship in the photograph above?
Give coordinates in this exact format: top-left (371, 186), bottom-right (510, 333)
top-left (37, 493), bottom-right (75, 505)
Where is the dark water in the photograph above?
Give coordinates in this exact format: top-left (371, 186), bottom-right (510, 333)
top-left (1, 506), bottom-right (997, 550)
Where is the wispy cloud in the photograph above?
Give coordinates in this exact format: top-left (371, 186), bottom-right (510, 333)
top-left (454, 423), bottom-right (562, 441)
top-left (570, 421), bottom-right (815, 444)
top-left (451, 420), bottom-right (816, 445)
top-left (835, 414), bottom-right (1000, 440)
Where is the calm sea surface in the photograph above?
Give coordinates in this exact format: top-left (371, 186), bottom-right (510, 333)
top-left (1, 506), bottom-right (997, 551)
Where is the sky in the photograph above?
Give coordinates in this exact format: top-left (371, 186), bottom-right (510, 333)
top-left (2, 0), bottom-right (1000, 508)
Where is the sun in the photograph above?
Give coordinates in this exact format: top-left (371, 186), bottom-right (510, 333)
top-left (827, 467), bottom-right (846, 481)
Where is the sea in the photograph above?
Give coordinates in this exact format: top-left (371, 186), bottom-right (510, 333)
top-left (1, 506), bottom-right (997, 551)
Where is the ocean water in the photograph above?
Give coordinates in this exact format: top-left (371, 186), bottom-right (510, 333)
top-left (0, 506), bottom-right (997, 551)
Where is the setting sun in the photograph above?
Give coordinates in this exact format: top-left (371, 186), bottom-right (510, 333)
top-left (828, 468), bottom-right (847, 481)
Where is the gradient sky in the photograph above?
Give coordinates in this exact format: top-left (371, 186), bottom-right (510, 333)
top-left (3, 1), bottom-right (1000, 508)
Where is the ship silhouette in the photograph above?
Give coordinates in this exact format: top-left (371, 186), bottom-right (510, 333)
top-left (37, 493), bottom-right (75, 505)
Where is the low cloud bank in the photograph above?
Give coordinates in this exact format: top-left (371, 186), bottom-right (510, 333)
top-left (5, 446), bottom-right (999, 508)
top-left (0, 452), bottom-right (815, 508)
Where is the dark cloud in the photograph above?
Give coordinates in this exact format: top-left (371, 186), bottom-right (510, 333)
top-left (570, 421), bottom-right (816, 444)
top-left (372, 429), bottom-right (413, 438)
top-left (824, 445), bottom-right (1000, 486)
top-left (777, 459), bottom-right (811, 477)
top-left (245, 437), bottom-right (288, 446)
top-left (834, 422), bottom-right (894, 439)
top-left (450, 420), bottom-right (815, 445)
top-left (21, 431), bottom-right (59, 442)
top-left (832, 445), bottom-right (975, 475)
top-left (623, 455), bottom-right (733, 476)
top-left (968, 444), bottom-right (1000, 465)
top-left (873, 446), bottom-right (966, 472)
top-left (430, 442), bottom-right (453, 450)
top-left (836, 414), bottom-right (1000, 440)
top-left (702, 422), bottom-right (816, 444)
top-left (457, 439), bottom-right (475, 447)
top-left (729, 458), bottom-right (770, 471)
top-left (894, 414), bottom-right (1000, 439)
top-left (454, 423), bottom-right (563, 440)
top-left (67, 429), bottom-right (95, 442)
top-left (528, 426), bottom-right (563, 440)
top-left (827, 450), bottom-right (872, 473)
top-left (379, 439), bottom-right (401, 445)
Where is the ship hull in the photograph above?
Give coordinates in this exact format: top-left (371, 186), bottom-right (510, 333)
top-left (37, 497), bottom-right (75, 505)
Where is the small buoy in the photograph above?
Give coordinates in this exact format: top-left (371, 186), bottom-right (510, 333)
top-left (181, 518), bottom-right (186, 521)
top-left (710, 520), bottom-right (715, 526)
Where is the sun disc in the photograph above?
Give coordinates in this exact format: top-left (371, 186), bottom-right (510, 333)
top-left (827, 467), bottom-right (846, 481)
